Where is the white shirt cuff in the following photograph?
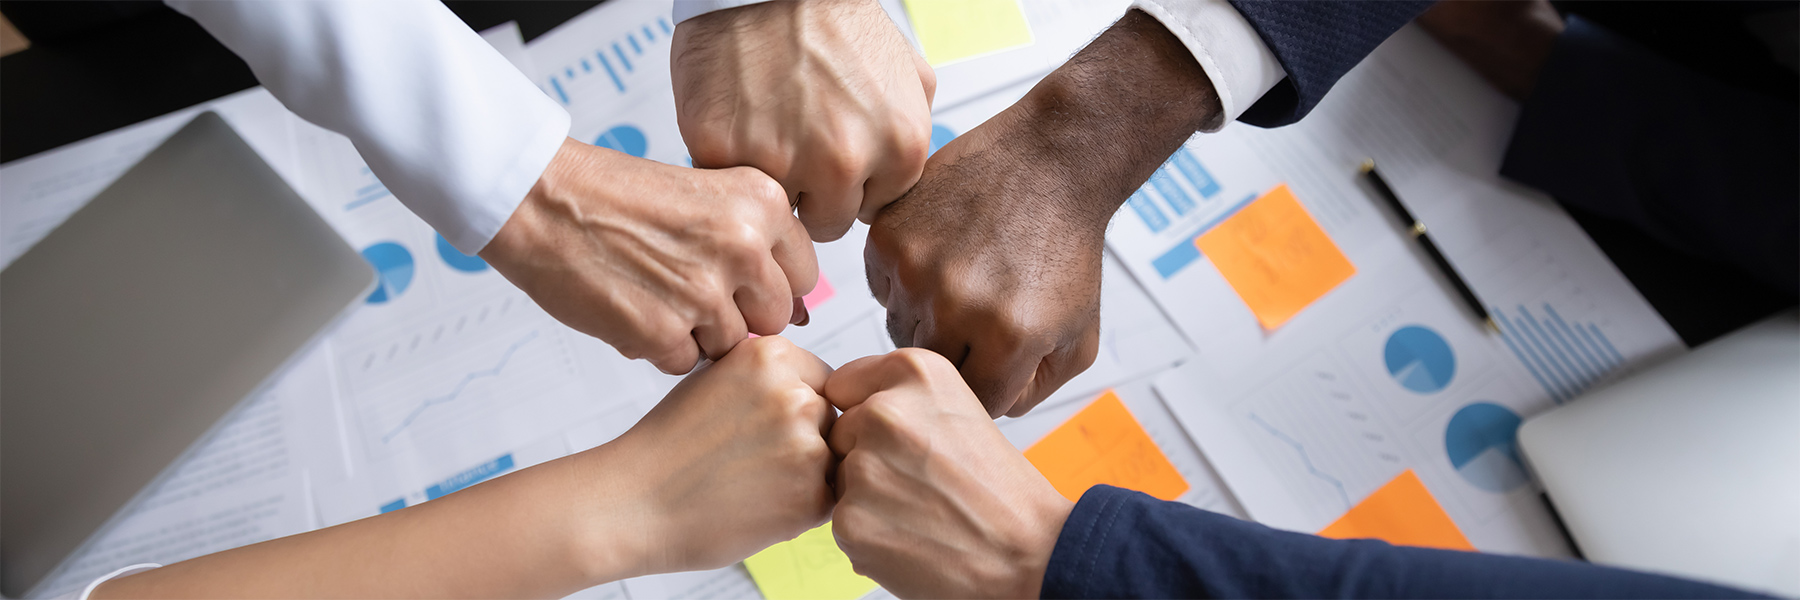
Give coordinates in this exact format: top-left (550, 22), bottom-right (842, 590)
top-left (672, 0), bottom-right (770, 24)
top-left (1131, 0), bottom-right (1286, 131)
top-left (66, 563), bottom-right (160, 600)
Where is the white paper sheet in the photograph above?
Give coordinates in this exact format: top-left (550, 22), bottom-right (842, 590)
top-left (1126, 27), bottom-right (1685, 557)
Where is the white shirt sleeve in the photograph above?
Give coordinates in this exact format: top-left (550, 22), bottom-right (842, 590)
top-left (672, 0), bottom-right (770, 24)
top-left (166, 0), bottom-right (572, 254)
top-left (1131, 0), bottom-right (1287, 131)
top-left (59, 563), bottom-right (160, 600)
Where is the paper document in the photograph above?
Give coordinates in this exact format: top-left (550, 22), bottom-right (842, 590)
top-left (1136, 26), bottom-right (1682, 558)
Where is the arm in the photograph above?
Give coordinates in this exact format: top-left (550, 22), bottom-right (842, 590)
top-left (93, 336), bottom-right (839, 598)
top-left (822, 349), bottom-right (1767, 599)
top-left (1436, 7), bottom-right (1797, 297)
top-left (1046, 486), bottom-right (1768, 599)
top-left (864, 9), bottom-right (1220, 417)
top-left (170, 0), bottom-right (819, 374)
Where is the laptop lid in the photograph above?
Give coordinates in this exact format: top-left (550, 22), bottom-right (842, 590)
top-left (1, 112), bottom-right (374, 596)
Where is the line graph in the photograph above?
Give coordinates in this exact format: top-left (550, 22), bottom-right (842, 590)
top-left (380, 331), bottom-right (539, 443)
top-left (1249, 413), bottom-right (1352, 509)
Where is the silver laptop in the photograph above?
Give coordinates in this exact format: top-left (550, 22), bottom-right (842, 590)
top-left (1519, 310), bottom-right (1799, 597)
top-left (1, 112), bottom-right (375, 596)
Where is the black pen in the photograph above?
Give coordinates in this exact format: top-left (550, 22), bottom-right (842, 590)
top-left (1360, 159), bottom-right (1498, 333)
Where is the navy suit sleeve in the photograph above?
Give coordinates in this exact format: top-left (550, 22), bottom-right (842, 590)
top-left (1040, 486), bottom-right (1766, 599)
top-left (1500, 16), bottom-right (1799, 297)
top-left (1226, 0), bottom-right (1435, 127)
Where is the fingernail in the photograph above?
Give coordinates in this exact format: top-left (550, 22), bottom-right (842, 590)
top-left (791, 297), bottom-right (810, 326)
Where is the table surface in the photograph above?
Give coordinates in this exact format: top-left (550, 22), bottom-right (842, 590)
top-left (2, 0), bottom-right (1788, 347)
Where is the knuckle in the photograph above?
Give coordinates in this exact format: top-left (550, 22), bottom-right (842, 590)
top-left (887, 347), bottom-right (952, 382)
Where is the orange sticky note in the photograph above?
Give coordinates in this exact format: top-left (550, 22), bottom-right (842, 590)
top-left (1318, 470), bottom-right (1474, 551)
top-left (1196, 184), bottom-right (1355, 330)
top-left (1024, 391), bottom-right (1189, 502)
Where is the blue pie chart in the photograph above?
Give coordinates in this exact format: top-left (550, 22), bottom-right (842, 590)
top-left (928, 123), bottom-right (957, 156)
top-left (595, 124), bottom-right (648, 158)
top-left (1445, 402), bottom-right (1528, 493)
top-left (361, 242), bottom-right (414, 304)
top-left (435, 233), bottom-right (489, 273)
top-left (1385, 325), bottom-right (1456, 394)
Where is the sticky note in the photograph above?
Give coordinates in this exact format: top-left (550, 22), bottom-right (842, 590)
top-left (743, 522), bottom-right (878, 600)
top-left (1318, 470), bottom-right (1475, 551)
top-left (803, 274), bottom-right (835, 310)
top-left (1196, 184), bottom-right (1355, 330)
top-left (1024, 390), bottom-right (1190, 502)
top-left (902, 0), bottom-right (1034, 67)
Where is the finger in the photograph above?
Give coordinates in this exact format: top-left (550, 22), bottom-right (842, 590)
top-left (692, 303), bottom-right (749, 361)
top-left (736, 256), bottom-right (797, 336)
top-left (863, 239), bottom-right (894, 309)
top-left (768, 210), bottom-right (821, 299)
top-left (645, 334), bottom-right (705, 376)
top-left (792, 162), bottom-right (867, 243)
top-left (822, 354), bottom-right (897, 413)
top-left (827, 402), bottom-right (873, 457)
top-left (1006, 323), bottom-right (1101, 418)
top-left (857, 145), bottom-right (926, 224)
top-left (784, 339), bottom-right (834, 395)
top-left (914, 50), bottom-right (938, 107)
top-left (791, 297), bottom-right (810, 327)
top-left (959, 339), bottom-right (1044, 418)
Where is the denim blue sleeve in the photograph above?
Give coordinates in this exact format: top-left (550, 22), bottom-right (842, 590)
top-left (1040, 485), bottom-right (1767, 599)
top-left (1500, 16), bottom-right (1798, 297)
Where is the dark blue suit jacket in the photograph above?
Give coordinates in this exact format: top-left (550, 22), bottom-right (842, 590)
top-left (1041, 486), bottom-right (1766, 598)
top-left (1227, 0), bottom-right (1434, 127)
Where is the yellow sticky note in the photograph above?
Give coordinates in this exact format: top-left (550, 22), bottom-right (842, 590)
top-left (743, 522), bottom-right (878, 600)
top-left (902, 0), bottom-right (1034, 67)
top-left (1196, 184), bottom-right (1355, 330)
top-left (1318, 470), bottom-right (1475, 551)
top-left (1024, 390), bottom-right (1190, 502)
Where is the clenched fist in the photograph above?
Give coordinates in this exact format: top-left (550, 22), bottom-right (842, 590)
top-left (672, 0), bottom-right (936, 242)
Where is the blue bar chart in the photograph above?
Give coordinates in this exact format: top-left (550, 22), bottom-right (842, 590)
top-left (545, 16), bottom-right (673, 105)
top-left (1494, 303), bottom-right (1626, 404)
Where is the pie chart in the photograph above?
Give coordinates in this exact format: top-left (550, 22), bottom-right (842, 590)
top-left (361, 242), bottom-right (414, 304)
top-left (436, 234), bottom-right (489, 273)
top-left (1385, 325), bottom-right (1456, 394)
top-left (595, 124), bottom-right (647, 158)
top-left (1445, 402), bottom-right (1528, 493)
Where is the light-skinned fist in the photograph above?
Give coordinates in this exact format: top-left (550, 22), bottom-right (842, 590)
top-left (672, 0), bottom-right (936, 242)
top-left (824, 349), bottom-right (1073, 598)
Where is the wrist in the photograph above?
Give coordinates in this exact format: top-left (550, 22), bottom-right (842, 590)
top-left (1010, 9), bottom-right (1220, 228)
top-left (558, 440), bottom-right (662, 585)
top-left (1007, 487), bottom-right (1075, 598)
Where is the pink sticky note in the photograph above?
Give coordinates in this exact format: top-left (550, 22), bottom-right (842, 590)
top-left (803, 275), bottom-right (835, 309)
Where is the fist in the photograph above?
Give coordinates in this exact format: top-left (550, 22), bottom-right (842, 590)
top-left (603, 336), bottom-right (837, 573)
top-left (672, 0), bottom-right (936, 241)
top-left (824, 349), bottom-right (1072, 598)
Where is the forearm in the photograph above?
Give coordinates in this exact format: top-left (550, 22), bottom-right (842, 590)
top-left (1046, 486), bottom-right (1765, 599)
top-left (94, 449), bottom-right (645, 599)
top-left (1015, 9), bottom-right (1221, 229)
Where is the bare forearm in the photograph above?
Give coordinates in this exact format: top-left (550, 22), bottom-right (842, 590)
top-left (94, 449), bottom-right (643, 599)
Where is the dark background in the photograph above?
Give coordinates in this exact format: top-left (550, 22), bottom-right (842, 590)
top-left (2, 0), bottom-right (1789, 346)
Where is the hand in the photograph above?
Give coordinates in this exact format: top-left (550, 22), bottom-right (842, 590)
top-left (1416, 0), bottom-right (1564, 101)
top-left (864, 10), bottom-right (1218, 417)
top-left (586, 336), bottom-right (838, 576)
top-left (480, 138), bottom-right (817, 374)
top-left (672, 0), bottom-right (935, 242)
top-left (825, 349), bottom-right (1073, 599)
